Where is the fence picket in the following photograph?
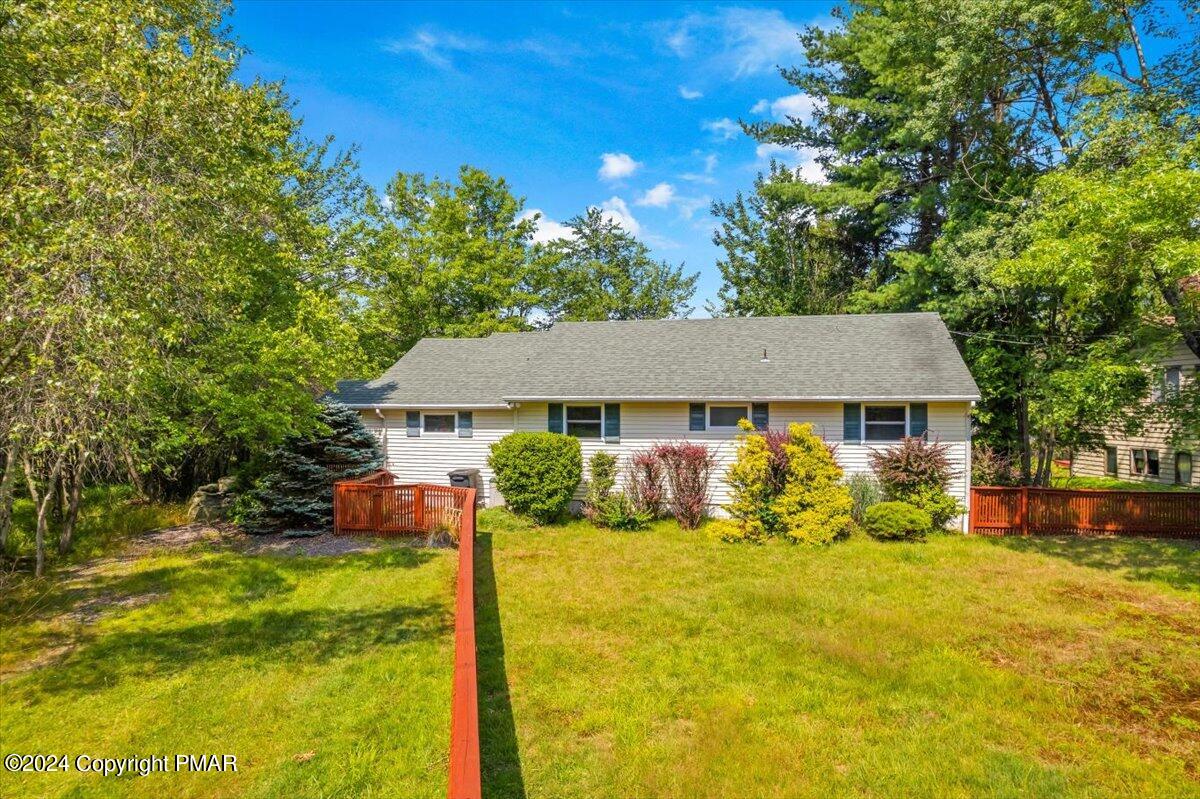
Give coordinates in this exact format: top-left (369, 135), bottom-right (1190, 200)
top-left (970, 486), bottom-right (1199, 537)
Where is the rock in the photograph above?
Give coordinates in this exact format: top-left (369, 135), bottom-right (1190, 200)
top-left (187, 481), bottom-right (236, 523)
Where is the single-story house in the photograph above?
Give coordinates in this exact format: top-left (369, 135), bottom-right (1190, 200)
top-left (330, 312), bottom-right (982, 527)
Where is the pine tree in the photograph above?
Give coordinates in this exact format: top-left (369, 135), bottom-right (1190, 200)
top-left (240, 402), bottom-right (383, 534)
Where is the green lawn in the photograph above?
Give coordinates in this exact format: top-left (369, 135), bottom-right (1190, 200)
top-left (1, 537), bottom-right (457, 798)
top-left (1051, 464), bottom-right (1196, 492)
top-left (477, 510), bottom-right (1200, 799)
top-left (6, 485), bottom-right (189, 567)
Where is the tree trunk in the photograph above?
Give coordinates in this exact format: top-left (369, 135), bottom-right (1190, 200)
top-left (23, 452), bottom-right (65, 578)
top-left (0, 443), bottom-right (16, 552)
top-left (1017, 387), bottom-right (1032, 485)
top-left (123, 447), bottom-right (148, 501)
top-left (59, 448), bottom-right (88, 556)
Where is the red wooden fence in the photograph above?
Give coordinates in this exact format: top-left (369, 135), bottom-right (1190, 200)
top-left (332, 472), bottom-right (482, 799)
top-left (970, 486), bottom-right (1199, 537)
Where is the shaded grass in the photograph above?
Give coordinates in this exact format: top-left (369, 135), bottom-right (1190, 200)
top-left (0, 540), bottom-right (456, 798)
top-left (988, 536), bottom-right (1200, 593)
top-left (478, 509), bottom-right (1200, 799)
top-left (7, 484), bottom-right (188, 565)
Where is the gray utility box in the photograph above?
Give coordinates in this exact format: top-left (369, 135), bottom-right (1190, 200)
top-left (448, 468), bottom-right (482, 495)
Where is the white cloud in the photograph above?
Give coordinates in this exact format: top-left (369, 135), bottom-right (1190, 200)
top-left (751, 93), bottom-right (818, 123)
top-left (636, 182), bottom-right (676, 208)
top-left (384, 27), bottom-right (585, 69)
top-left (680, 152), bottom-right (718, 184)
top-left (598, 152), bottom-right (642, 181)
top-left (678, 85), bottom-right (703, 100)
top-left (702, 118), bottom-right (741, 141)
top-left (384, 27), bottom-right (484, 69)
top-left (519, 209), bottom-right (576, 244)
top-left (665, 8), bottom-right (809, 79)
top-left (675, 194), bottom-right (711, 220)
top-left (755, 143), bottom-right (826, 184)
top-left (596, 196), bottom-right (641, 235)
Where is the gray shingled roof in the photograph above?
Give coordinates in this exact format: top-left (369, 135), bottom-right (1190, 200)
top-left (329, 312), bottom-right (980, 407)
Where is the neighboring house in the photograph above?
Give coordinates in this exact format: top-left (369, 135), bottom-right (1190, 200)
top-left (1072, 339), bottom-right (1199, 488)
top-left (330, 312), bottom-right (982, 527)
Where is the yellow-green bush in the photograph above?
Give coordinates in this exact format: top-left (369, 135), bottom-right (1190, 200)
top-left (720, 420), bottom-right (853, 545)
top-left (772, 422), bottom-right (853, 544)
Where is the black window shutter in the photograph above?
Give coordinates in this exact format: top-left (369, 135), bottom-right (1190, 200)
top-left (751, 402), bottom-right (769, 430)
top-left (457, 411), bottom-right (473, 438)
top-left (842, 403), bottom-right (860, 444)
top-left (909, 403), bottom-right (928, 438)
top-left (604, 403), bottom-right (621, 442)
top-left (406, 410), bottom-right (421, 438)
top-left (548, 403), bottom-right (564, 433)
top-left (688, 403), bottom-right (706, 432)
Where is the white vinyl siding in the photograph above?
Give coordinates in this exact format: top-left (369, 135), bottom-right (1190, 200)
top-left (360, 400), bottom-right (974, 526)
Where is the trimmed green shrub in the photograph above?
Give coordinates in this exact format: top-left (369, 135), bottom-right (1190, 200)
top-left (583, 451), bottom-right (618, 521)
top-left (862, 501), bottom-right (932, 540)
top-left (596, 493), bottom-right (653, 531)
top-left (237, 402), bottom-right (383, 534)
top-left (845, 473), bottom-right (885, 524)
top-left (488, 432), bottom-right (582, 524)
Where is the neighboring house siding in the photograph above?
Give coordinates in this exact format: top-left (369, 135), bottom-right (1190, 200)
top-left (1072, 341), bottom-right (1199, 488)
top-left (358, 400), bottom-right (974, 526)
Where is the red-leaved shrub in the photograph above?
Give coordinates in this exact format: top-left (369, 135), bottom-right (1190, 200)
top-left (651, 442), bottom-right (715, 529)
top-left (868, 436), bottom-right (954, 492)
top-left (626, 450), bottom-right (666, 517)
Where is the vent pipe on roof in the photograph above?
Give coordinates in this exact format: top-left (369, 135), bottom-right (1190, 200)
top-left (760, 348), bottom-right (770, 363)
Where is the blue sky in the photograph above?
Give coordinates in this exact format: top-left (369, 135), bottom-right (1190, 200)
top-left (229, 1), bottom-right (837, 313)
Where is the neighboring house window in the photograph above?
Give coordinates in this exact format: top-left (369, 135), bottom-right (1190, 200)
top-left (1131, 449), bottom-right (1147, 475)
top-left (1104, 446), bottom-right (1118, 475)
top-left (566, 405), bottom-right (603, 438)
top-left (708, 404), bottom-right (749, 430)
top-left (863, 405), bottom-right (907, 442)
top-left (1176, 452), bottom-right (1193, 485)
top-left (422, 413), bottom-right (456, 434)
top-left (1164, 366), bottom-right (1181, 399)
top-left (1147, 449), bottom-right (1160, 477)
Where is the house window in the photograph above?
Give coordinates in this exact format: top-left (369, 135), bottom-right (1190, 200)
top-left (422, 413), bottom-right (456, 434)
top-left (1164, 367), bottom-right (1181, 399)
top-left (1176, 452), bottom-right (1193, 485)
top-left (565, 405), bottom-right (603, 439)
top-left (1105, 446), bottom-right (1118, 475)
top-left (708, 405), bottom-right (749, 430)
top-left (1131, 449), bottom-right (1147, 475)
top-left (864, 405), bottom-right (907, 442)
top-left (1146, 449), bottom-right (1160, 476)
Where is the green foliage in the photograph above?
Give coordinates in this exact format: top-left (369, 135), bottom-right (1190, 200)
top-left (535, 208), bottom-right (698, 322)
top-left (350, 167), bottom-right (541, 368)
top-left (869, 437), bottom-right (963, 530)
top-left (583, 451), bottom-right (619, 521)
top-left (1, 0), bottom-right (366, 491)
top-left (237, 403), bottom-right (383, 534)
top-left (726, 0), bottom-right (1199, 480)
top-left (862, 501), bottom-right (932, 540)
top-left (709, 164), bottom-right (863, 317)
top-left (844, 473), bottom-right (885, 524)
top-left (773, 423), bottom-right (854, 544)
top-left (721, 420), bottom-right (853, 544)
top-left (594, 493), bottom-right (654, 532)
top-left (488, 432), bottom-right (582, 524)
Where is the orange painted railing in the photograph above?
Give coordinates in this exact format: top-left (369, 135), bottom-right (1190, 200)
top-left (332, 472), bottom-right (482, 799)
top-left (970, 486), bottom-right (1199, 537)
